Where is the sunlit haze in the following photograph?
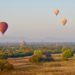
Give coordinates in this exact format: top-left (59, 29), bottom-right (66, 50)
top-left (0, 0), bottom-right (75, 42)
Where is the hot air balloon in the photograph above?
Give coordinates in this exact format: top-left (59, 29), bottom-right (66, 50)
top-left (53, 9), bottom-right (59, 16)
top-left (0, 22), bottom-right (8, 34)
top-left (60, 18), bottom-right (67, 26)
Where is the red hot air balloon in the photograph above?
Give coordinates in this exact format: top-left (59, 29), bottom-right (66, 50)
top-left (0, 22), bottom-right (8, 34)
top-left (53, 9), bottom-right (59, 16)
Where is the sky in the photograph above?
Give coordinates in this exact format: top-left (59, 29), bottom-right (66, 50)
top-left (0, 0), bottom-right (75, 42)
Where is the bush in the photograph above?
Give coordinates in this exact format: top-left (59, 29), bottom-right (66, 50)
top-left (0, 59), bottom-right (14, 71)
top-left (61, 47), bottom-right (67, 52)
top-left (46, 55), bottom-right (53, 61)
top-left (34, 50), bottom-right (43, 57)
top-left (30, 50), bottom-right (54, 62)
top-left (0, 53), bottom-right (8, 59)
top-left (4, 63), bottom-right (14, 70)
top-left (0, 59), bottom-right (7, 71)
top-left (29, 55), bottom-right (42, 63)
top-left (62, 49), bottom-right (74, 60)
top-left (44, 52), bottom-right (53, 61)
top-left (30, 55), bottom-right (54, 62)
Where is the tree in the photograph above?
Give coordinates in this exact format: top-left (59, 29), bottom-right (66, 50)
top-left (29, 55), bottom-right (41, 63)
top-left (30, 50), bottom-right (43, 63)
top-left (62, 48), bottom-right (74, 60)
top-left (34, 50), bottom-right (43, 57)
top-left (61, 47), bottom-right (67, 52)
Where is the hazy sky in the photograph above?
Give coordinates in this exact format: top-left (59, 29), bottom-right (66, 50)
top-left (0, 0), bottom-right (75, 42)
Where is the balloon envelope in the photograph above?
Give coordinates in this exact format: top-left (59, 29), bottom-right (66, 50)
top-left (53, 9), bottom-right (59, 15)
top-left (60, 18), bottom-right (67, 26)
top-left (0, 22), bottom-right (8, 34)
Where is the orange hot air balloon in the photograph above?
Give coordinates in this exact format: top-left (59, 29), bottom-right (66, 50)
top-left (60, 18), bottom-right (67, 26)
top-left (0, 22), bottom-right (8, 34)
top-left (53, 9), bottom-right (59, 15)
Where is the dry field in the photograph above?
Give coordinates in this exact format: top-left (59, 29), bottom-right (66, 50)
top-left (0, 54), bottom-right (75, 75)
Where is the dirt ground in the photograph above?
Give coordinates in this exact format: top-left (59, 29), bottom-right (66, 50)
top-left (0, 54), bottom-right (75, 75)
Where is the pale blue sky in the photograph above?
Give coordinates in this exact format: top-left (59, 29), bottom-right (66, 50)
top-left (0, 0), bottom-right (75, 42)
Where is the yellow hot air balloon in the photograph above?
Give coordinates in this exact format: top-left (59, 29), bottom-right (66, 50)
top-left (53, 9), bottom-right (59, 16)
top-left (60, 18), bottom-right (67, 26)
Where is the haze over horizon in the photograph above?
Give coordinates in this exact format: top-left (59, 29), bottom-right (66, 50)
top-left (0, 0), bottom-right (75, 42)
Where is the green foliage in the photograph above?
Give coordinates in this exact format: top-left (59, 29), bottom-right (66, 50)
top-left (30, 50), bottom-right (43, 63)
top-left (61, 47), bottom-right (67, 52)
top-left (47, 50), bottom-right (55, 53)
top-left (61, 47), bottom-right (71, 52)
top-left (62, 49), bottom-right (74, 59)
top-left (30, 50), bottom-right (54, 62)
top-left (0, 53), bottom-right (8, 59)
top-left (29, 55), bottom-right (42, 63)
top-left (47, 49), bottom-right (61, 54)
top-left (34, 50), bottom-right (43, 57)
